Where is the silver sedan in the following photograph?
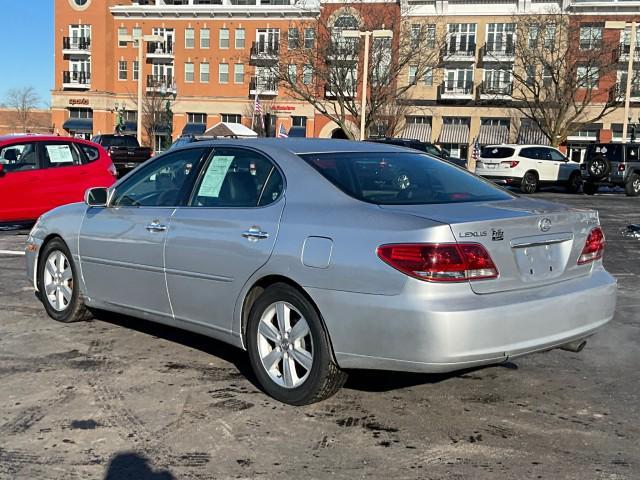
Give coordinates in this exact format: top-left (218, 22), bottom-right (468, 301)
top-left (25, 139), bottom-right (617, 405)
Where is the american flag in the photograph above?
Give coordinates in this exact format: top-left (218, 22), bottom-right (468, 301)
top-left (471, 137), bottom-right (480, 163)
top-left (277, 123), bottom-right (288, 138)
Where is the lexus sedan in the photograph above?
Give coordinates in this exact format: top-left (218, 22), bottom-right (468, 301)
top-left (25, 139), bottom-right (617, 405)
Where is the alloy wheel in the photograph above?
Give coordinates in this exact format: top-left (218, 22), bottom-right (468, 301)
top-left (43, 250), bottom-right (73, 312)
top-left (256, 301), bottom-right (314, 389)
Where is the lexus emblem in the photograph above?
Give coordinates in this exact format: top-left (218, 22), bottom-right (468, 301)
top-left (539, 218), bottom-right (552, 232)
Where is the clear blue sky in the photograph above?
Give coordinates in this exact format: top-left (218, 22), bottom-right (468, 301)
top-left (0, 1), bottom-right (54, 106)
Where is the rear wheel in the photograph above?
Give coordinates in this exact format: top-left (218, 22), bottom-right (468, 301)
top-left (566, 171), bottom-right (582, 193)
top-left (246, 283), bottom-right (347, 405)
top-left (625, 173), bottom-right (640, 197)
top-left (520, 171), bottom-right (538, 194)
top-left (583, 182), bottom-right (598, 195)
top-left (37, 238), bottom-right (92, 323)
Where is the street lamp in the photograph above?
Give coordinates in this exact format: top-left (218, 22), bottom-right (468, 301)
top-left (605, 20), bottom-right (637, 144)
top-left (341, 28), bottom-right (394, 141)
top-left (118, 33), bottom-right (165, 144)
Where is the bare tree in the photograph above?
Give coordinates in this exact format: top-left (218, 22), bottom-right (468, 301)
top-left (494, 10), bottom-right (619, 147)
top-left (263, 4), bottom-right (442, 139)
top-left (3, 86), bottom-right (41, 133)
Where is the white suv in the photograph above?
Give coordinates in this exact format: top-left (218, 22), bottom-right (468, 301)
top-left (475, 144), bottom-right (582, 194)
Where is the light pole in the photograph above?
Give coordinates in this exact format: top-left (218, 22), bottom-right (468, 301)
top-left (341, 29), bottom-right (393, 141)
top-left (605, 21), bottom-right (637, 143)
top-left (118, 33), bottom-right (164, 144)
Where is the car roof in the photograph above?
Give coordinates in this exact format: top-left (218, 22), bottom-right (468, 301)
top-left (178, 138), bottom-right (417, 155)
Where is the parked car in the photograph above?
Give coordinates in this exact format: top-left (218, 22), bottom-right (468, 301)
top-left (0, 135), bottom-right (116, 224)
top-left (91, 134), bottom-right (153, 176)
top-left (580, 142), bottom-right (640, 196)
top-left (26, 139), bottom-right (616, 405)
top-left (475, 144), bottom-right (582, 194)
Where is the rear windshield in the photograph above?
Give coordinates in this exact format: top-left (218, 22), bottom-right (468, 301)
top-left (480, 147), bottom-right (515, 159)
top-left (99, 136), bottom-right (139, 148)
top-left (299, 152), bottom-right (514, 205)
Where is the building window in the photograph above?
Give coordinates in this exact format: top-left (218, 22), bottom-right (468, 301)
top-left (69, 108), bottom-right (93, 119)
top-left (200, 62), bottom-right (210, 83)
top-left (221, 113), bottom-right (241, 123)
top-left (185, 28), bottom-right (195, 48)
top-left (118, 27), bottom-right (127, 47)
top-left (235, 28), bottom-right (245, 48)
top-left (188, 113), bottom-right (207, 124)
top-left (577, 66), bottom-right (599, 88)
top-left (185, 62), bottom-right (194, 82)
top-left (234, 63), bottom-right (244, 84)
top-left (292, 116), bottom-right (306, 127)
top-left (219, 63), bottom-right (229, 83)
top-left (579, 25), bottom-right (603, 50)
top-left (200, 28), bottom-right (210, 48)
top-left (304, 28), bottom-right (315, 49)
top-left (288, 28), bottom-right (299, 49)
top-left (118, 60), bottom-right (127, 80)
top-left (287, 64), bottom-right (297, 82)
top-left (133, 60), bottom-right (139, 81)
top-left (219, 28), bottom-right (229, 49)
top-left (303, 64), bottom-right (313, 85)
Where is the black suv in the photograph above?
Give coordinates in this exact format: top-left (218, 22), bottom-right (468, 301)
top-left (581, 142), bottom-right (640, 196)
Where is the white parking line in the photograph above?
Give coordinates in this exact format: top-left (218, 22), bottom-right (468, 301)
top-left (0, 250), bottom-right (25, 256)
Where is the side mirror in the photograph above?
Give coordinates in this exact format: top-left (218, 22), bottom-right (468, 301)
top-left (85, 187), bottom-right (108, 207)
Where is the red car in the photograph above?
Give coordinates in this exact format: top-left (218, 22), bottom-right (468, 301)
top-left (0, 135), bottom-right (117, 223)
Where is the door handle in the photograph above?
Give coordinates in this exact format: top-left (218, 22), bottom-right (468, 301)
top-left (146, 221), bottom-right (167, 233)
top-left (242, 226), bottom-right (269, 241)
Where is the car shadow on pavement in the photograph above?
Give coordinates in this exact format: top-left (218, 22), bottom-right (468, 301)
top-left (103, 451), bottom-right (175, 480)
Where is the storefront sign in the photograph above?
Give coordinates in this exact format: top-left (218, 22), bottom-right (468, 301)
top-left (69, 98), bottom-right (90, 106)
top-left (271, 105), bottom-right (296, 112)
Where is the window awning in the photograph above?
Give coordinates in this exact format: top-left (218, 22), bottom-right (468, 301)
top-left (438, 123), bottom-right (469, 144)
top-left (62, 118), bottom-right (93, 133)
top-left (517, 123), bottom-right (550, 145)
top-left (478, 124), bottom-right (509, 145)
top-left (402, 122), bottom-right (432, 142)
top-left (182, 123), bottom-right (207, 135)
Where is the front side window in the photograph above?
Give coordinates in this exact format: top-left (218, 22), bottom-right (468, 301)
top-left (191, 148), bottom-right (284, 208)
top-left (300, 152), bottom-right (513, 205)
top-left (0, 143), bottom-right (40, 171)
top-left (112, 148), bottom-right (208, 207)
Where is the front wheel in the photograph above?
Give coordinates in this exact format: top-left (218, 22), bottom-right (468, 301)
top-left (520, 171), bottom-right (539, 194)
top-left (37, 238), bottom-right (92, 323)
top-left (625, 173), bottom-right (640, 197)
top-left (246, 283), bottom-right (347, 405)
top-left (583, 182), bottom-right (599, 195)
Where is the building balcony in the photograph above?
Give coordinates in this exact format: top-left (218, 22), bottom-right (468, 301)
top-left (249, 77), bottom-right (278, 96)
top-left (146, 41), bottom-right (174, 59)
top-left (147, 75), bottom-right (176, 94)
top-left (62, 71), bottom-right (91, 89)
top-left (250, 42), bottom-right (279, 65)
top-left (438, 81), bottom-right (474, 100)
top-left (440, 44), bottom-right (476, 62)
top-left (617, 43), bottom-right (640, 62)
top-left (480, 43), bottom-right (515, 62)
top-left (477, 81), bottom-right (513, 100)
top-left (63, 36), bottom-right (91, 55)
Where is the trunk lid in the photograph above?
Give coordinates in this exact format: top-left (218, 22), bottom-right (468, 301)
top-left (379, 198), bottom-right (599, 294)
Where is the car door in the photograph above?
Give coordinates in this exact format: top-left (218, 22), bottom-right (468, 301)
top-left (78, 147), bottom-right (209, 320)
top-left (0, 141), bottom-right (46, 222)
top-left (165, 146), bottom-right (285, 337)
top-left (39, 140), bottom-right (87, 212)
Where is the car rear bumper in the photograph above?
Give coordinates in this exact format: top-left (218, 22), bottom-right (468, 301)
top-left (307, 267), bottom-right (617, 373)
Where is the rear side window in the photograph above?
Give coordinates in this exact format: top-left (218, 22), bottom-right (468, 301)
top-left (300, 152), bottom-right (514, 205)
top-left (80, 144), bottom-right (100, 162)
top-left (480, 147), bottom-right (514, 159)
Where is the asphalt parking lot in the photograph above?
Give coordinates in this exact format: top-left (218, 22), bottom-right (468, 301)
top-left (0, 190), bottom-right (639, 480)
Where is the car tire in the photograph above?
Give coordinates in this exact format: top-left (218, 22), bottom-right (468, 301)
top-left (586, 155), bottom-right (610, 181)
top-left (37, 238), bottom-right (92, 323)
top-left (246, 283), bottom-right (348, 405)
top-left (625, 173), bottom-right (640, 197)
top-left (566, 171), bottom-right (582, 193)
top-left (583, 182), bottom-right (598, 195)
top-left (520, 171), bottom-right (538, 194)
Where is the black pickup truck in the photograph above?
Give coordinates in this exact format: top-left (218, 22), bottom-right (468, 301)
top-left (91, 134), bottom-right (153, 176)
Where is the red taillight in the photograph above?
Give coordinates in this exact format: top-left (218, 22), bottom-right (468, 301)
top-left (500, 161), bottom-right (520, 168)
top-left (377, 243), bottom-right (498, 282)
top-left (578, 227), bottom-right (605, 265)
